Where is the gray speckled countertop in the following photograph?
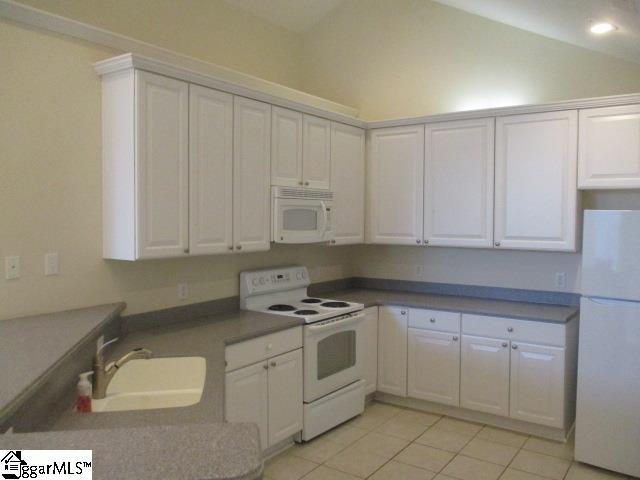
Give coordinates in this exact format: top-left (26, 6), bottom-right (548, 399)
top-left (0, 423), bottom-right (262, 480)
top-left (328, 289), bottom-right (578, 323)
top-left (0, 303), bottom-right (125, 425)
top-left (1, 286), bottom-right (576, 480)
top-left (52, 311), bottom-right (303, 431)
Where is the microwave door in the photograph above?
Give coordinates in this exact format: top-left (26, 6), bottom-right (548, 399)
top-left (276, 202), bottom-right (325, 244)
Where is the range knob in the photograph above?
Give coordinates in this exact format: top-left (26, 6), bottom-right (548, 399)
top-left (251, 278), bottom-right (259, 286)
top-left (301, 271), bottom-right (307, 279)
top-left (296, 272), bottom-right (302, 280)
top-left (259, 277), bottom-right (266, 285)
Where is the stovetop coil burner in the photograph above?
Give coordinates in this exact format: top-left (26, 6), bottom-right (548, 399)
top-left (301, 298), bottom-right (322, 304)
top-left (320, 301), bottom-right (350, 308)
top-left (295, 309), bottom-right (319, 315)
top-left (268, 304), bottom-right (296, 312)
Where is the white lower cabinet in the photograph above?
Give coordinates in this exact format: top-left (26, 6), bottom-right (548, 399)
top-left (225, 329), bottom-right (303, 450)
top-left (225, 360), bottom-right (270, 449)
top-left (267, 349), bottom-right (304, 445)
top-left (377, 306), bottom-right (408, 397)
top-left (510, 342), bottom-right (565, 428)
top-left (362, 306), bottom-right (379, 395)
top-left (460, 335), bottom-right (510, 416)
top-left (408, 328), bottom-right (460, 406)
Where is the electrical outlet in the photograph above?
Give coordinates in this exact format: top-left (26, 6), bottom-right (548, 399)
top-left (178, 283), bottom-right (188, 300)
top-left (415, 265), bottom-right (423, 278)
top-left (555, 272), bottom-right (567, 289)
top-left (5, 256), bottom-right (20, 280)
top-left (45, 252), bottom-right (59, 276)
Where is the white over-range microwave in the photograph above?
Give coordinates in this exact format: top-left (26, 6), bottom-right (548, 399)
top-left (272, 187), bottom-right (334, 244)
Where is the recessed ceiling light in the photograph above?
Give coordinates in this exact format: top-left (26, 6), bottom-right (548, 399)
top-left (590, 22), bottom-right (616, 35)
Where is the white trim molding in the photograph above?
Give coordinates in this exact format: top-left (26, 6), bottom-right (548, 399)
top-left (94, 54), bottom-right (368, 128)
top-left (367, 93), bottom-right (640, 129)
top-left (2, 0), bottom-right (640, 130)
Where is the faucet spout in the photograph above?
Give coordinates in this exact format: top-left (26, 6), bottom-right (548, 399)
top-left (92, 341), bottom-right (153, 400)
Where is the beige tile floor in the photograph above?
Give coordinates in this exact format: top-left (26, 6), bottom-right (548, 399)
top-left (264, 401), bottom-right (638, 480)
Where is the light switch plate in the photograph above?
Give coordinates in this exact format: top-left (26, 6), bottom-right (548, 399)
top-left (45, 252), bottom-right (59, 276)
top-left (178, 283), bottom-right (188, 300)
top-left (5, 256), bottom-right (20, 280)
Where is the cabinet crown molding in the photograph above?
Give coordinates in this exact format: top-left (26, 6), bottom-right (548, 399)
top-left (94, 53), bottom-right (368, 129)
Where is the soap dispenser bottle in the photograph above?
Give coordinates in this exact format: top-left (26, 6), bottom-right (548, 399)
top-left (76, 371), bottom-right (93, 413)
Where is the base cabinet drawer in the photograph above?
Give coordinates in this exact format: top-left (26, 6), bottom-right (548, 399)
top-left (225, 348), bottom-right (303, 450)
top-left (462, 314), bottom-right (566, 346)
top-left (409, 308), bottom-right (461, 333)
top-left (225, 326), bottom-right (302, 371)
top-left (408, 328), bottom-right (460, 406)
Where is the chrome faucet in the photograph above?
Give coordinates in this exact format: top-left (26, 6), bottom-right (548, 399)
top-left (92, 337), bottom-right (153, 399)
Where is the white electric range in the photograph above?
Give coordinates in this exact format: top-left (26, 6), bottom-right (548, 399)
top-left (240, 266), bottom-right (366, 441)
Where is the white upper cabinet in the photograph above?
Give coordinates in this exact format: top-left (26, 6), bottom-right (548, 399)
top-left (424, 118), bottom-right (495, 248)
top-left (303, 114), bottom-right (332, 189)
top-left (578, 105), bottom-right (640, 189)
top-left (189, 85), bottom-right (234, 255)
top-left (135, 71), bottom-right (190, 259)
top-left (368, 126), bottom-right (425, 245)
top-left (330, 123), bottom-right (366, 245)
top-left (270, 110), bottom-right (331, 189)
top-left (271, 107), bottom-right (303, 187)
top-left (494, 111), bottom-right (578, 252)
top-left (233, 97), bottom-right (272, 253)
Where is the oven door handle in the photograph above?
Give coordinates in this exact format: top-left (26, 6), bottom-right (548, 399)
top-left (306, 312), bottom-right (365, 332)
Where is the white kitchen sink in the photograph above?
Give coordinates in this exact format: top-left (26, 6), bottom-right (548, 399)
top-left (92, 356), bottom-right (206, 412)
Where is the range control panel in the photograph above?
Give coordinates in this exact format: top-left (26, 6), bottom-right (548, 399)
top-left (240, 266), bottom-right (310, 297)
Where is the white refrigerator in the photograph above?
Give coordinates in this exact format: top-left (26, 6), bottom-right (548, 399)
top-left (576, 210), bottom-right (640, 477)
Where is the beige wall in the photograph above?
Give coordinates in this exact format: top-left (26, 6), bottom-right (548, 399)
top-left (14, 0), bottom-right (304, 90)
top-left (4, 1), bottom-right (640, 321)
top-left (301, 0), bottom-right (640, 120)
top-left (352, 246), bottom-right (582, 293)
top-left (0, 19), bottom-right (355, 321)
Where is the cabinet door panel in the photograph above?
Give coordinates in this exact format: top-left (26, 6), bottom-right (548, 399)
top-left (424, 118), bottom-right (494, 247)
top-left (233, 97), bottom-right (271, 252)
top-left (135, 71), bottom-right (189, 258)
top-left (362, 306), bottom-right (379, 395)
top-left (579, 105), bottom-right (640, 189)
top-left (368, 126), bottom-right (424, 245)
top-left (271, 107), bottom-right (303, 187)
top-left (510, 342), bottom-right (565, 428)
top-left (408, 329), bottom-right (460, 406)
top-left (268, 349), bottom-right (303, 447)
top-left (460, 335), bottom-right (510, 416)
top-left (495, 111), bottom-right (578, 251)
top-left (331, 123), bottom-right (365, 245)
top-left (189, 85), bottom-right (233, 255)
top-left (225, 362), bottom-right (269, 450)
top-left (303, 115), bottom-right (331, 189)
top-left (377, 306), bottom-right (408, 396)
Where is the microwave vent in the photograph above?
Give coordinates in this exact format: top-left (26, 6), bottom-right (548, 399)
top-left (274, 187), bottom-right (334, 200)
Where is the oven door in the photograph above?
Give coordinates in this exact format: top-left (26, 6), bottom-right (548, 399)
top-left (303, 312), bottom-right (365, 403)
top-left (273, 197), bottom-right (331, 244)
